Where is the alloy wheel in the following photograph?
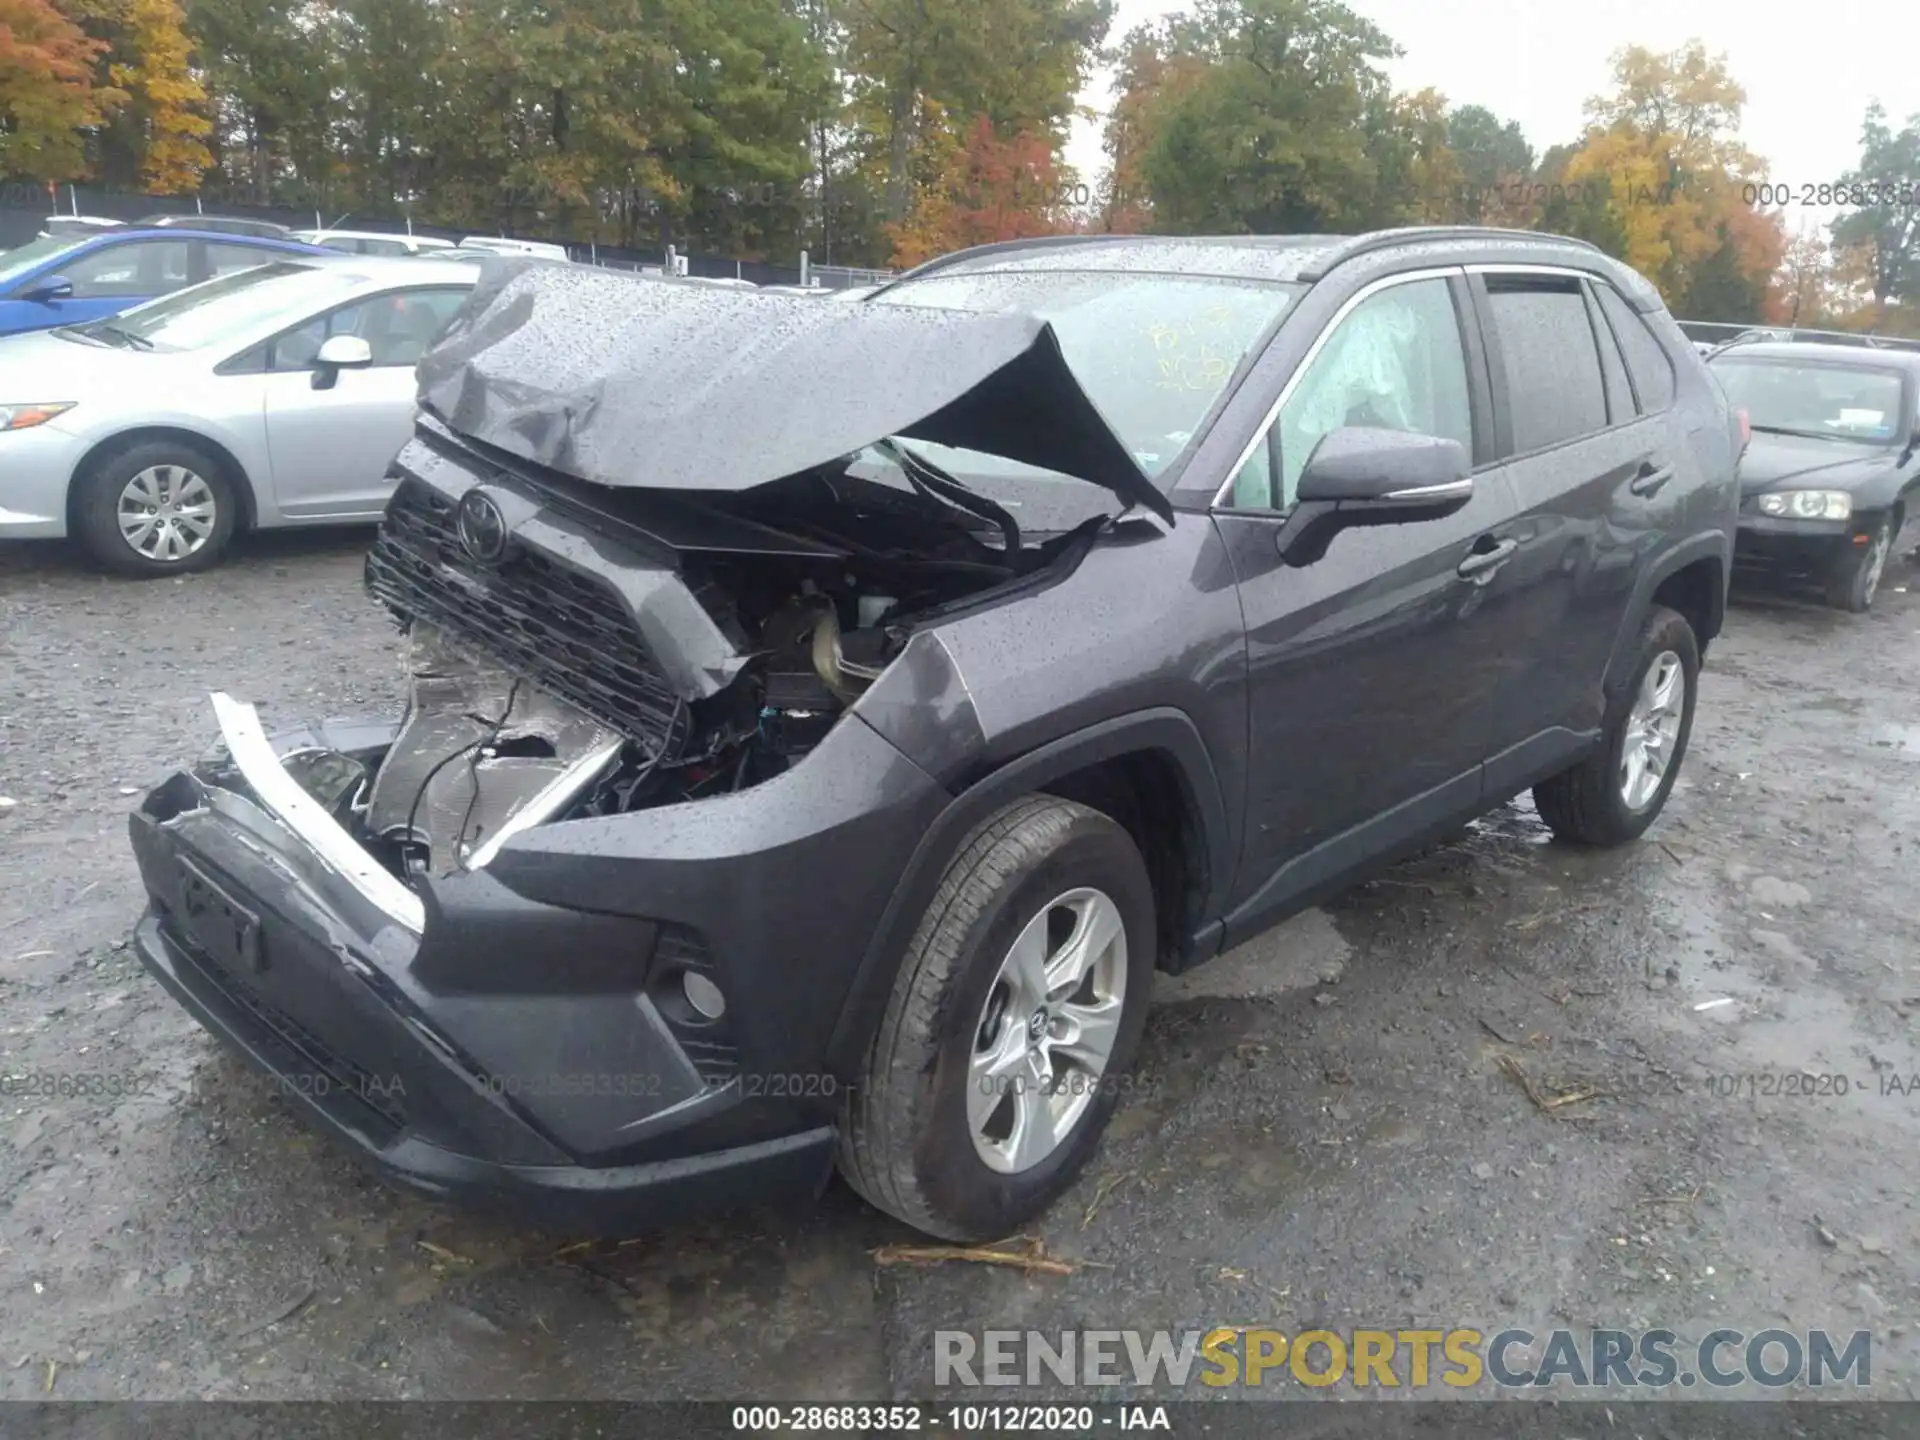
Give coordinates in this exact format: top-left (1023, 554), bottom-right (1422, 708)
top-left (967, 887), bottom-right (1127, 1174)
top-left (1620, 650), bottom-right (1685, 812)
top-left (1857, 523), bottom-right (1891, 606)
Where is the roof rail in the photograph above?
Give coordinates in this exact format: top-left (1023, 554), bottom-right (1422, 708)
top-left (886, 233), bottom-right (1128, 287)
top-left (1700, 325), bottom-right (1920, 358)
top-left (1296, 226), bottom-right (1605, 281)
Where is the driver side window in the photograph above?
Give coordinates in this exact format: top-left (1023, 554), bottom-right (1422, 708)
top-left (1248, 277), bottom-right (1472, 510)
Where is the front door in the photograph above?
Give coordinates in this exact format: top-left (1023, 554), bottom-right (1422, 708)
top-left (1215, 270), bottom-right (1523, 941)
top-left (259, 287), bottom-right (468, 518)
top-left (1, 237), bottom-right (192, 333)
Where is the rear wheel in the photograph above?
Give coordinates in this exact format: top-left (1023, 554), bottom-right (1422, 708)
top-left (1534, 604), bottom-right (1699, 847)
top-left (837, 796), bottom-right (1155, 1241)
top-left (74, 440), bottom-right (239, 577)
top-left (1825, 510), bottom-right (1895, 613)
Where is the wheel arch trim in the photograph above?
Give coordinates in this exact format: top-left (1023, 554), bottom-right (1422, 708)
top-left (1604, 532), bottom-right (1726, 692)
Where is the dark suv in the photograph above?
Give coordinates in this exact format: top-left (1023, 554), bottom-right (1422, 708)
top-left (127, 227), bottom-right (1740, 1241)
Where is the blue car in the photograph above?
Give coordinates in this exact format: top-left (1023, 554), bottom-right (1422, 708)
top-left (0, 228), bottom-right (330, 336)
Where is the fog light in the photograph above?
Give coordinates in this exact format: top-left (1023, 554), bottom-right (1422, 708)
top-left (682, 971), bottom-right (726, 1020)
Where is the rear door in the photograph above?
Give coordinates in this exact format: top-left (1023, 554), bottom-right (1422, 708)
top-left (1470, 267), bottom-right (1680, 795)
top-left (257, 286), bottom-right (469, 517)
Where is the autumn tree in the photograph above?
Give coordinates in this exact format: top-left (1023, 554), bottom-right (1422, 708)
top-left (107, 0), bottom-right (210, 189)
top-left (0, 0), bottom-right (121, 180)
top-left (1559, 41), bottom-right (1784, 318)
top-left (888, 110), bottom-right (1067, 266)
top-left (1097, 23), bottom-right (1205, 233)
top-left (1830, 104), bottom-right (1920, 321)
top-left (843, 0), bottom-right (1110, 225)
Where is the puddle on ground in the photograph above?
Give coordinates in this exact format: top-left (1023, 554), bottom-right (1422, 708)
top-left (1464, 799), bottom-right (1557, 849)
top-left (1644, 881), bottom-right (1919, 1129)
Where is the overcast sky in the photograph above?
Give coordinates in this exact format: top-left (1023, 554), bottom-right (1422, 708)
top-left (1063, 0), bottom-right (1920, 234)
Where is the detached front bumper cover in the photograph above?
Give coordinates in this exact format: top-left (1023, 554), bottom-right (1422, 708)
top-left (208, 691), bottom-right (424, 932)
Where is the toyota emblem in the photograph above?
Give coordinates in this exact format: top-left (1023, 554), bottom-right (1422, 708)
top-left (456, 490), bottom-right (508, 563)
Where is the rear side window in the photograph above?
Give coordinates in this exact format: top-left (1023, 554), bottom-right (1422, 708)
top-left (1485, 277), bottom-right (1608, 452)
top-left (206, 242), bottom-right (274, 278)
top-left (1594, 282), bottom-right (1677, 412)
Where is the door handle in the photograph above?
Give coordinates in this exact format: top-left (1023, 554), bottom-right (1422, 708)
top-left (1630, 462), bottom-right (1674, 497)
top-left (1457, 537), bottom-right (1518, 580)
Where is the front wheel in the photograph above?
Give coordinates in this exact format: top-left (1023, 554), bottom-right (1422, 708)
top-left (837, 796), bottom-right (1155, 1240)
top-left (1825, 511), bottom-right (1895, 613)
top-left (1534, 604), bottom-right (1699, 847)
top-left (73, 440), bottom-right (240, 577)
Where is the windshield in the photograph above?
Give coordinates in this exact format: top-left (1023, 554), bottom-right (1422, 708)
top-left (1711, 358), bottom-right (1908, 444)
top-left (871, 269), bottom-right (1299, 480)
top-left (60, 260), bottom-right (360, 352)
top-left (0, 235), bottom-right (86, 289)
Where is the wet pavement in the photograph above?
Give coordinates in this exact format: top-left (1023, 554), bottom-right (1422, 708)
top-left (3, 528), bottom-right (1919, 1402)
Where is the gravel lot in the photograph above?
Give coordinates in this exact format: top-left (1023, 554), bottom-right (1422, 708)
top-left (3, 526), bottom-right (1920, 1404)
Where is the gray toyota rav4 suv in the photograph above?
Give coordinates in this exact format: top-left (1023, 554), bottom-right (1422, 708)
top-left (128, 228), bottom-right (1741, 1240)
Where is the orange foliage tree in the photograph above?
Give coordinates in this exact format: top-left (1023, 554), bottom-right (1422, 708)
top-left (0, 0), bottom-right (121, 179)
top-left (1559, 41), bottom-right (1784, 318)
top-left (107, 0), bottom-right (210, 191)
top-left (887, 111), bottom-right (1072, 268)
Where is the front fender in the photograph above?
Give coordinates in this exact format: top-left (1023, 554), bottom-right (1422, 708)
top-left (822, 706), bottom-right (1231, 1077)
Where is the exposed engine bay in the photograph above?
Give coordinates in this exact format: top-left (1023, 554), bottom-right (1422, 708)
top-left (305, 436), bottom-right (1103, 885)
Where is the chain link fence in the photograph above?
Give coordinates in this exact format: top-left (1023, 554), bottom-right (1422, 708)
top-left (2, 182), bottom-right (895, 289)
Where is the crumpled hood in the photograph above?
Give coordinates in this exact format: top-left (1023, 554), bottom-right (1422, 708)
top-left (415, 258), bottom-right (1170, 522)
top-left (1738, 432), bottom-right (1898, 495)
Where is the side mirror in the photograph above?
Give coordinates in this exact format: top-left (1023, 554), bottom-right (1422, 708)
top-left (1276, 426), bottom-right (1472, 567)
top-left (311, 334), bottom-right (373, 389)
top-left (23, 275), bottom-right (74, 303)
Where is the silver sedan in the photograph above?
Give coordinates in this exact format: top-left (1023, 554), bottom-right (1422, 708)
top-left (0, 255), bottom-right (478, 574)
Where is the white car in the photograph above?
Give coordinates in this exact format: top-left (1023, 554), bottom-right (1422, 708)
top-left (0, 254), bottom-right (478, 575)
top-left (38, 215), bottom-right (126, 239)
top-left (290, 228), bottom-right (459, 258)
top-left (453, 236), bottom-right (570, 263)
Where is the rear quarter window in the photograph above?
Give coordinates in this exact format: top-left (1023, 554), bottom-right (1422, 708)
top-left (1595, 282), bottom-right (1677, 412)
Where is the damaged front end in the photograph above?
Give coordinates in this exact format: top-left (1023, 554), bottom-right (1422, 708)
top-left (124, 265), bottom-right (1146, 1224)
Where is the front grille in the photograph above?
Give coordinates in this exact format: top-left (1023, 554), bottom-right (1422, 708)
top-left (366, 479), bottom-right (685, 752)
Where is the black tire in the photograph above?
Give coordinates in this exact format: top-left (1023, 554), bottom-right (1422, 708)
top-left (837, 795), bottom-right (1155, 1241)
top-left (1824, 509), bottom-right (1895, 613)
top-left (73, 439), bottom-right (240, 577)
top-left (1533, 604), bottom-right (1699, 847)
